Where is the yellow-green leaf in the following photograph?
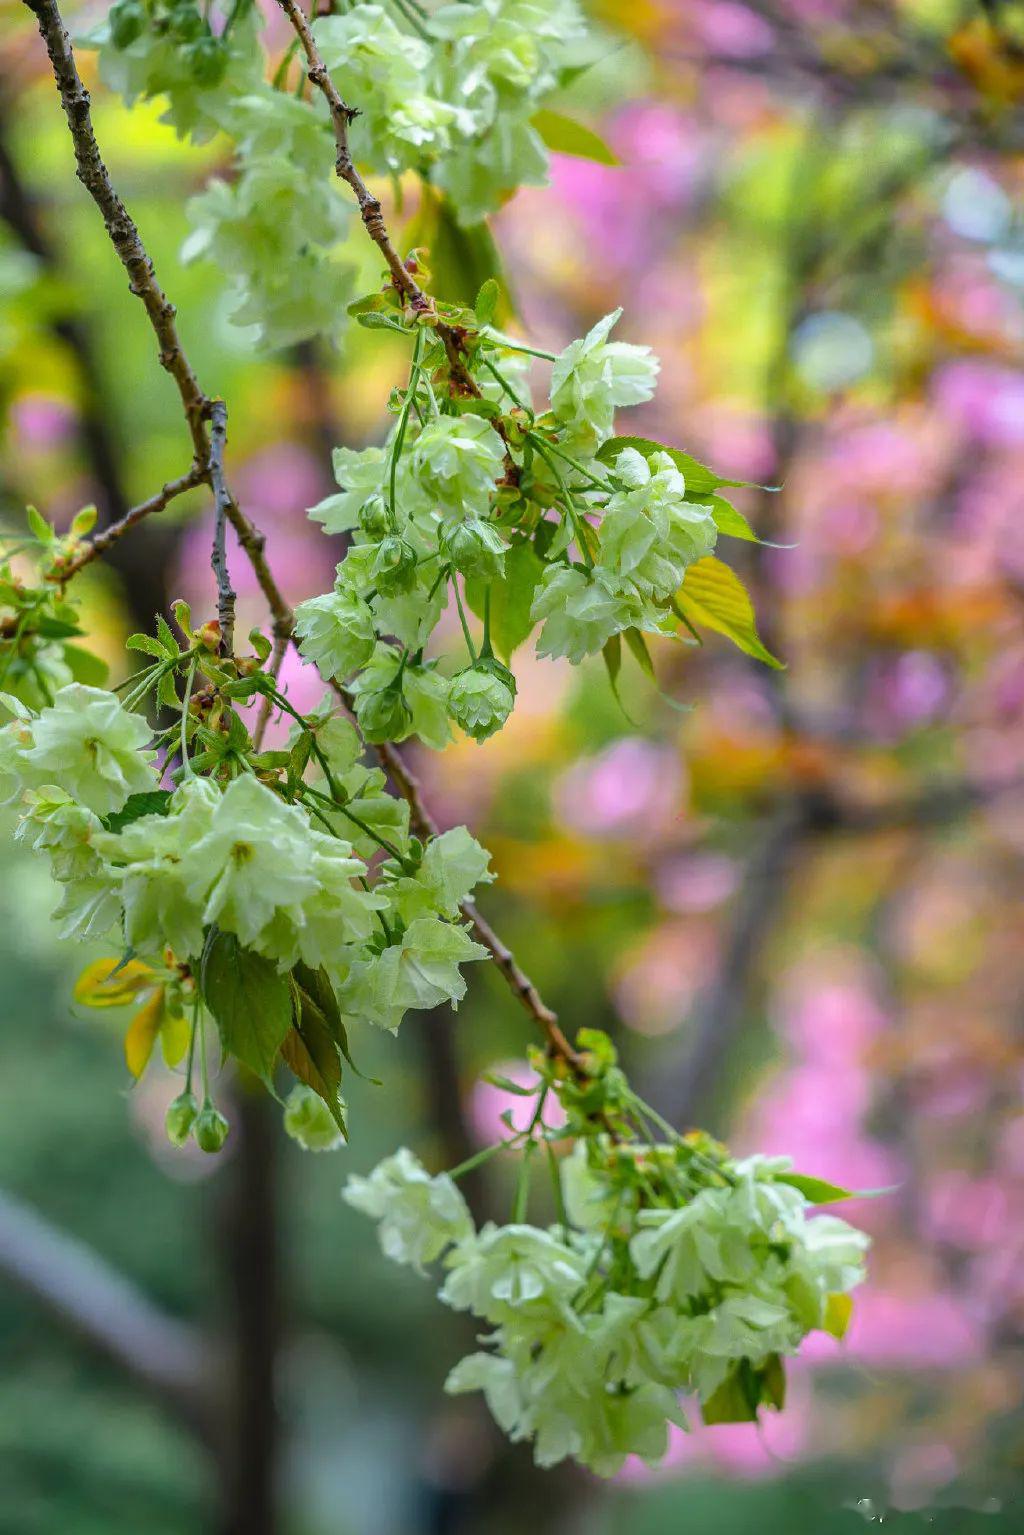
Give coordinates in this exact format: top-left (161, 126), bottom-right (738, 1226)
top-left (124, 988), bottom-right (164, 1080)
top-left (823, 1292), bottom-right (854, 1340)
top-left (676, 557), bottom-right (783, 669)
top-left (160, 1009), bottom-right (191, 1069)
top-left (532, 109), bottom-right (620, 166)
top-left (74, 957), bottom-right (156, 1009)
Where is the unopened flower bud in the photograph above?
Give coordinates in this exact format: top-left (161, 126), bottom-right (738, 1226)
top-left (447, 661), bottom-right (515, 742)
top-left (165, 1090), bottom-right (199, 1148)
top-left (371, 535), bottom-right (418, 595)
top-left (358, 495), bottom-right (391, 538)
top-left (193, 1103), bottom-right (230, 1154)
top-left (440, 518), bottom-right (506, 580)
top-left (356, 686), bottom-right (412, 744)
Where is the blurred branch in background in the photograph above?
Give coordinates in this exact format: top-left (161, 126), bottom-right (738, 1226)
top-left (0, 1185), bottom-right (205, 1424)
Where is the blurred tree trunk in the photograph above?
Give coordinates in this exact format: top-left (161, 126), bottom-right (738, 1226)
top-left (215, 1086), bottom-right (282, 1535)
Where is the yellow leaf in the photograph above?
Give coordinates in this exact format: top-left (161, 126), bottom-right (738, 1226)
top-left (124, 989), bottom-right (164, 1080)
top-left (676, 556), bottom-right (783, 669)
top-left (74, 957), bottom-right (156, 1009)
top-left (823, 1292), bottom-right (853, 1340)
top-left (160, 1010), bottom-right (191, 1069)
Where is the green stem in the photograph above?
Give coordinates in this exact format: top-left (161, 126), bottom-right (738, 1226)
top-left (480, 356), bottom-right (531, 413)
top-left (483, 329), bottom-right (557, 362)
top-left (451, 572), bottom-right (478, 663)
top-left (388, 328), bottom-right (425, 531)
top-left (184, 993), bottom-right (200, 1097)
top-left (530, 437), bottom-right (595, 569)
top-left (512, 1139), bottom-right (535, 1223)
top-left (179, 653), bottom-right (199, 779)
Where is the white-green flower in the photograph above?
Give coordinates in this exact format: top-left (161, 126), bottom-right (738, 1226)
top-left (344, 1147), bottom-right (474, 1270)
top-left (408, 415), bottom-right (505, 520)
top-left (283, 1084), bottom-right (346, 1153)
top-left (21, 684), bottom-right (157, 817)
top-left (531, 565), bottom-right (636, 663)
top-left (441, 1222), bottom-right (587, 1323)
top-left (180, 774), bottom-right (317, 947)
top-left (549, 309), bottom-right (660, 457)
top-left (294, 591), bottom-right (376, 681)
top-left (341, 915), bottom-right (488, 1032)
top-left (308, 446), bottom-right (388, 535)
top-left (95, 777), bottom-right (220, 961)
top-left (598, 448), bottom-right (717, 599)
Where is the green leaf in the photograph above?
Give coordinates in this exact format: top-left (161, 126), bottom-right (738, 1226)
top-left (157, 668), bottom-right (180, 710)
top-left (700, 1364), bottom-right (761, 1425)
top-left (623, 626), bottom-right (655, 680)
top-left (155, 614), bottom-right (180, 656)
top-left (26, 505), bottom-right (54, 545)
top-left (481, 1071), bottom-right (536, 1096)
top-left (676, 557), bottom-right (783, 669)
top-left (102, 790), bottom-right (172, 833)
top-left (708, 495), bottom-right (758, 542)
top-left (283, 970), bottom-right (348, 1135)
top-left (126, 633), bottom-right (172, 660)
top-left (596, 436), bottom-right (776, 498)
top-left (465, 538), bottom-right (543, 661)
top-left (201, 931), bottom-right (293, 1085)
top-left (776, 1172), bottom-right (854, 1203)
top-left (762, 1354), bottom-right (787, 1411)
top-left (34, 616), bottom-right (84, 639)
top-left (62, 643), bottom-right (109, 687)
top-left (823, 1292), bottom-right (854, 1340)
top-left (475, 277), bottom-right (500, 328)
top-left (356, 311), bottom-right (413, 334)
top-left (292, 961), bottom-right (378, 1084)
top-left (531, 108), bottom-right (620, 166)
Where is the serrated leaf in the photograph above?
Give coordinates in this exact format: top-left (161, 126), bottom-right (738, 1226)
top-left (201, 931), bottom-right (293, 1085)
top-left (124, 988), bottom-right (164, 1080)
top-left (676, 557), bottom-right (783, 669)
top-left (62, 643), bottom-right (109, 687)
top-left (102, 790), bottom-right (172, 833)
top-left (356, 311), bottom-right (413, 333)
top-left (157, 669), bottom-right (180, 710)
top-left (155, 614), bottom-right (180, 656)
top-left (465, 538), bottom-right (543, 661)
top-left (708, 495), bottom-right (758, 542)
top-left (126, 633), bottom-right (172, 660)
top-left (532, 108), bottom-right (620, 166)
top-left (475, 277), bottom-right (500, 328)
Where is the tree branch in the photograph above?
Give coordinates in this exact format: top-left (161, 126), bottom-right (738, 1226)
top-left (25, 0), bottom-right (571, 1075)
top-left (0, 1186), bottom-right (206, 1426)
top-left (53, 467), bottom-right (206, 581)
top-left (208, 401), bottom-right (237, 655)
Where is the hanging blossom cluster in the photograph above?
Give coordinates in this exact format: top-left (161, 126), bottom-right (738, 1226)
top-left (12, 0), bottom-right (870, 1473)
top-left (292, 294), bottom-right (765, 751)
top-left (346, 1037), bottom-right (870, 1473)
top-left (82, 0), bottom-right (589, 345)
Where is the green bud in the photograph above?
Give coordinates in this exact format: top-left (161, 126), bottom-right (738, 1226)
top-left (187, 34), bottom-right (228, 88)
top-left (371, 535), bottom-right (418, 595)
top-left (358, 495), bottom-right (391, 538)
top-left (193, 1103), bottom-right (230, 1154)
top-left (356, 685), bottom-right (412, 744)
top-left (440, 518), bottom-right (506, 580)
top-left (165, 1090), bottom-right (199, 1148)
top-left (170, 4), bottom-right (205, 42)
top-left (283, 1085), bottom-right (346, 1152)
top-left (109, 1), bottom-right (145, 49)
top-left (447, 662), bottom-right (515, 742)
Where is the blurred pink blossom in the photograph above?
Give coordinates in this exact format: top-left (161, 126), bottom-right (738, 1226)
top-left (933, 361), bottom-right (1024, 448)
top-left (11, 392), bottom-right (76, 447)
top-left (555, 737), bottom-right (684, 840)
top-left (468, 1060), bottom-right (566, 1145)
top-left (845, 1290), bottom-right (982, 1367)
top-left (655, 853), bottom-right (739, 913)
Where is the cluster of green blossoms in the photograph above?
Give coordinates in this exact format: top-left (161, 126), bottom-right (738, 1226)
top-left (82, 0), bottom-right (589, 346)
top-left (294, 298), bottom-right (744, 747)
top-left (346, 1038), bottom-right (869, 1474)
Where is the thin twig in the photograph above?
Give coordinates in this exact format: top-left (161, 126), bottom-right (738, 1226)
top-left (273, 0), bottom-right (480, 397)
top-left (52, 467), bottom-right (206, 581)
top-left (207, 401), bottom-right (237, 654)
